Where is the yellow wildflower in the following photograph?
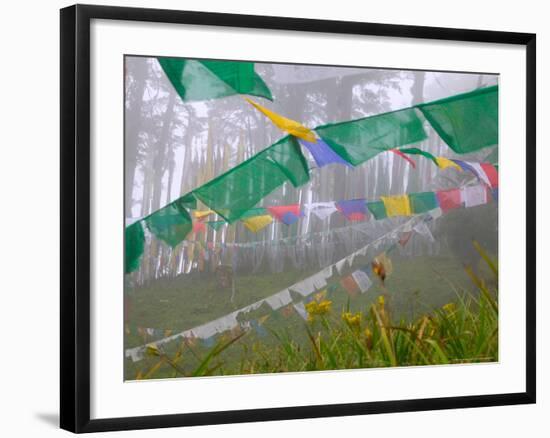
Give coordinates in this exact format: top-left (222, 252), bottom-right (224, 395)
top-left (305, 299), bottom-right (332, 321)
top-left (342, 311), bottom-right (362, 329)
top-left (377, 295), bottom-right (385, 307)
top-left (305, 301), bottom-right (317, 315)
top-left (317, 299), bottom-right (332, 314)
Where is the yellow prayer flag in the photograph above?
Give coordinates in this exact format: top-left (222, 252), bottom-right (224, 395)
top-left (193, 209), bottom-right (215, 219)
top-left (435, 157), bottom-right (462, 171)
top-left (244, 97), bottom-right (316, 142)
top-left (242, 215), bottom-right (273, 233)
top-left (380, 195), bottom-right (412, 217)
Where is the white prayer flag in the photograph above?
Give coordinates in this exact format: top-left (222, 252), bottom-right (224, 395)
top-left (265, 289), bottom-right (292, 310)
top-left (462, 184), bottom-right (488, 208)
top-left (293, 302), bottom-right (308, 320)
top-left (308, 202), bottom-right (338, 220)
top-left (321, 265), bottom-right (333, 279)
top-left (290, 277), bottom-right (316, 297)
top-left (351, 270), bottom-right (373, 293)
top-left (335, 258), bottom-right (347, 274)
top-left (239, 299), bottom-right (266, 315)
top-left (414, 221), bottom-right (435, 242)
top-left (310, 271), bottom-right (328, 289)
top-left (429, 207), bottom-right (443, 220)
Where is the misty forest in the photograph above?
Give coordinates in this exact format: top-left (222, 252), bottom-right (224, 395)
top-left (124, 57), bottom-right (499, 380)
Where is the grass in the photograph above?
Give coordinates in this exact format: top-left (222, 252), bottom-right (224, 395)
top-left (125, 244), bottom-right (498, 380)
top-left (124, 248), bottom-right (477, 346)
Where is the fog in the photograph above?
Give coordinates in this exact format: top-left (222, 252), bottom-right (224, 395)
top-left (124, 57), bottom-right (498, 284)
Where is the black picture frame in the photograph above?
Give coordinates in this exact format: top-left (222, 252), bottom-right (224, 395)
top-left (60, 4), bottom-right (536, 433)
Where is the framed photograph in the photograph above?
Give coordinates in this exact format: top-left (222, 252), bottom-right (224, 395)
top-left (60, 4), bottom-right (536, 433)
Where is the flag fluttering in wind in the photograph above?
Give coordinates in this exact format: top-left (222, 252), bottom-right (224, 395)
top-left (194, 209), bottom-right (215, 220)
top-left (436, 188), bottom-right (463, 212)
top-left (398, 147), bottom-right (439, 166)
top-left (435, 156), bottom-right (462, 171)
top-left (268, 204), bottom-right (302, 225)
top-left (336, 199), bottom-right (368, 221)
top-left (300, 138), bottom-right (353, 168)
top-left (242, 215), bottom-right (273, 233)
top-left (408, 192), bottom-right (439, 214)
top-left (244, 97), bottom-right (316, 142)
top-left (380, 195), bottom-right (412, 217)
top-left (158, 58), bottom-right (273, 102)
top-left (193, 136), bottom-right (310, 223)
top-left (125, 221), bottom-right (145, 274)
top-left (416, 85), bottom-right (498, 154)
top-left (391, 149), bottom-right (416, 168)
top-left (315, 108), bottom-right (427, 166)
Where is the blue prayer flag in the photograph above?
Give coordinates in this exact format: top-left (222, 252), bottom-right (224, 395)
top-left (300, 138), bottom-right (353, 168)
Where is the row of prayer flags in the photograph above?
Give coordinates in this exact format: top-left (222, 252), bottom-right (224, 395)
top-left (126, 182), bottom-right (495, 273)
top-left (127, 71), bottom-right (498, 274)
top-left (158, 57), bottom-right (497, 158)
top-left (126, 212), bottom-right (437, 361)
top-left (237, 184), bottom-right (493, 229)
top-left (396, 151), bottom-right (499, 188)
top-left (245, 87), bottom-right (497, 170)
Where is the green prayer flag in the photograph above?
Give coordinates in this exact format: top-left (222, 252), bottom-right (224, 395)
top-left (315, 108), bottom-right (427, 166)
top-left (416, 85), bottom-right (498, 154)
top-left (144, 203), bottom-right (192, 248)
top-left (409, 192), bottom-right (439, 214)
top-left (173, 192), bottom-right (197, 211)
top-left (125, 221), bottom-right (145, 274)
top-left (158, 58), bottom-right (273, 102)
top-left (206, 220), bottom-right (226, 231)
top-left (367, 201), bottom-right (388, 220)
top-left (193, 136), bottom-right (310, 223)
top-left (398, 147), bottom-right (439, 165)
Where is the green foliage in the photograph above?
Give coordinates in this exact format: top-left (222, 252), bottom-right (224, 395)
top-left (129, 245), bottom-right (498, 379)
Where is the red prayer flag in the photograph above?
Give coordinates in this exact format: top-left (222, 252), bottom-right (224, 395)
top-left (436, 188), bottom-right (463, 212)
top-left (193, 221), bottom-right (206, 234)
top-left (340, 275), bottom-right (359, 296)
top-left (268, 204), bottom-right (301, 222)
top-left (391, 149), bottom-right (416, 168)
top-left (480, 163), bottom-right (499, 188)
